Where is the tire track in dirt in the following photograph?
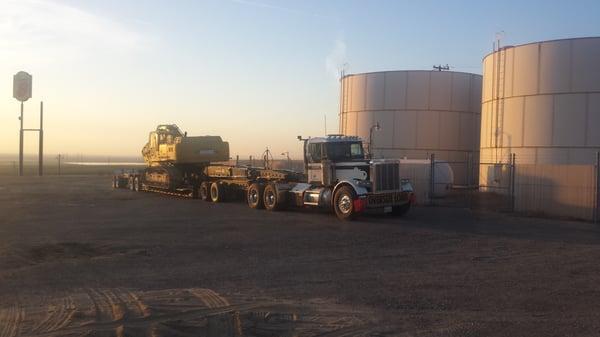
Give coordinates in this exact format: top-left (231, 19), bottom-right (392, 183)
top-left (30, 301), bottom-right (267, 337)
top-left (100, 289), bottom-right (129, 321)
top-left (120, 289), bottom-right (151, 318)
top-left (315, 324), bottom-right (379, 337)
top-left (188, 288), bottom-right (229, 308)
top-left (0, 304), bottom-right (23, 337)
top-left (33, 296), bottom-right (76, 333)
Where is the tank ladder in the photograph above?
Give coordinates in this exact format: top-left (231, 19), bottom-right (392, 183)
top-left (492, 42), bottom-right (508, 161)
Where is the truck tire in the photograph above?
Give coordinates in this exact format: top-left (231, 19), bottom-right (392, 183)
top-left (263, 183), bottom-right (286, 211)
top-left (200, 182), bottom-right (210, 201)
top-left (333, 186), bottom-right (357, 220)
top-left (210, 182), bottom-right (225, 202)
top-left (128, 176), bottom-right (135, 191)
top-left (391, 203), bottom-right (410, 216)
top-left (247, 183), bottom-right (264, 209)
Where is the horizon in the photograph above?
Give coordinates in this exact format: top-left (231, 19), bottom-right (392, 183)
top-left (1, 0), bottom-right (599, 159)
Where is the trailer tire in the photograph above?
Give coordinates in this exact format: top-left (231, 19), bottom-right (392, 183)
top-left (333, 186), bottom-right (357, 220)
top-left (391, 203), bottom-right (410, 216)
top-left (263, 183), bottom-right (286, 211)
top-left (200, 182), bottom-right (210, 201)
top-left (247, 183), bottom-right (264, 209)
top-left (210, 182), bottom-right (225, 202)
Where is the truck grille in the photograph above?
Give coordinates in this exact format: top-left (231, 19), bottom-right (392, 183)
top-left (371, 161), bottom-right (400, 192)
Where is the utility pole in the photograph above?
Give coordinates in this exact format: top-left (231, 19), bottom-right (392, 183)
top-left (57, 154), bottom-right (62, 175)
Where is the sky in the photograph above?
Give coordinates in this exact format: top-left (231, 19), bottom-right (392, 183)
top-left (0, 0), bottom-right (599, 160)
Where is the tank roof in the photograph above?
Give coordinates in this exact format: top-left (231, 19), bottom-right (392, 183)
top-left (482, 36), bottom-right (600, 60)
top-left (341, 69), bottom-right (482, 80)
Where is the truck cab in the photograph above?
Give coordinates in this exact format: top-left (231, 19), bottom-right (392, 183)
top-left (294, 135), bottom-right (414, 219)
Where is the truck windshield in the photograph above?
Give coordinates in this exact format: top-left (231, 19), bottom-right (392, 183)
top-left (325, 142), bottom-right (364, 161)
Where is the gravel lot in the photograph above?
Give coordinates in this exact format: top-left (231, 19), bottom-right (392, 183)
top-left (1, 175), bottom-right (600, 336)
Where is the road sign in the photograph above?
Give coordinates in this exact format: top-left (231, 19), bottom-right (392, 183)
top-left (13, 71), bottom-right (32, 102)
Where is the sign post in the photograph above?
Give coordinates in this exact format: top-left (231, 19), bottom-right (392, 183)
top-left (13, 71), bottom-right (44, 176)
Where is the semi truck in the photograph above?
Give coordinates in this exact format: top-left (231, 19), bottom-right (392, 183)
top-left (114, 125), bottom-right (415, 220)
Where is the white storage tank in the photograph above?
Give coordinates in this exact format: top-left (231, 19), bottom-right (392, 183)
top-left (481, 37), bottom-right (600, 165)
top-left (339, 70), bottom-right (482, 185)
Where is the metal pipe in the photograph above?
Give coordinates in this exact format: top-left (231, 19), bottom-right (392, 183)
top-left (429, 153), bottom-right (435, 205)
top-left (19, 101), bottom-right (23, 176)
top-left (511, 153), bottom-right (516, 212)
top-left (39, 101), bottom-right (43, 176)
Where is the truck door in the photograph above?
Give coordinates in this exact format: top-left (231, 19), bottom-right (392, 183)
top-left (307, 143), bottom-right (323, 184)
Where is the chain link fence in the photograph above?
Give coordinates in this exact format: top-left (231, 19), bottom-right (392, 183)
top-left (404, 152), bottom-right (600, 222)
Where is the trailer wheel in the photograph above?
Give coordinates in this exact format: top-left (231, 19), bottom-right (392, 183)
top-left (247, 183), bottom-right (264, 209)
top-left (391, 203), bottom-right (410, 216)
top-left (199, 182), bottom-right (210, 201)
top-left (210, 182), bottom-right (225, 202)
top-left (333, 186), bottom-right (357, 220)
top-left (263, 183), bottom-right (286, 211)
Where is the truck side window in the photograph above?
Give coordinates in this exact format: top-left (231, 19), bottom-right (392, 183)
top-left (308, 143), bottom-right (322, 163)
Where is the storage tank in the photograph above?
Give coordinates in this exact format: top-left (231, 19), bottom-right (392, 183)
top-left (480, 37), bottom-right (600, 174)
top-left (339, 70), bottom-right (482, 185)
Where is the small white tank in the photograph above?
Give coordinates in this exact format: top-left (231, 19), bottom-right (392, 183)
top-left (399, 158), bottom-right (454, 197)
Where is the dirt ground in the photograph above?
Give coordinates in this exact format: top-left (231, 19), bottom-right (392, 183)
top-left (2, 176), bottom-right (600, 336)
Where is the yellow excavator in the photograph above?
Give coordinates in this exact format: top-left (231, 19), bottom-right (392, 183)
top-left (114, 124), bottom-right (229, 194)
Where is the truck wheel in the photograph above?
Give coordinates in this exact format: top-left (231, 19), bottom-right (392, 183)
top-left (200, 182), bottom-right (210, 201)
top-left (247, 183), bottom-right (264, 209)
top-left (210, 182), bottom-right (225, 202)
top-left (391, 203), bottom-right (410, 216)
top-left (128, 176), bottom-right (135, 191)
top-left (333, 186), bottom-right (357, 220)
top-left (263, 183), bottom-right (286, 211)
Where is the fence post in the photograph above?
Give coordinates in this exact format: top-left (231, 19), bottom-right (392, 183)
top-left (594, 152), bottom-right (600, 224)
top-left (429, 153), bottom-right (435, 206)
top-left (510, 153), bottom-right (516, 212)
